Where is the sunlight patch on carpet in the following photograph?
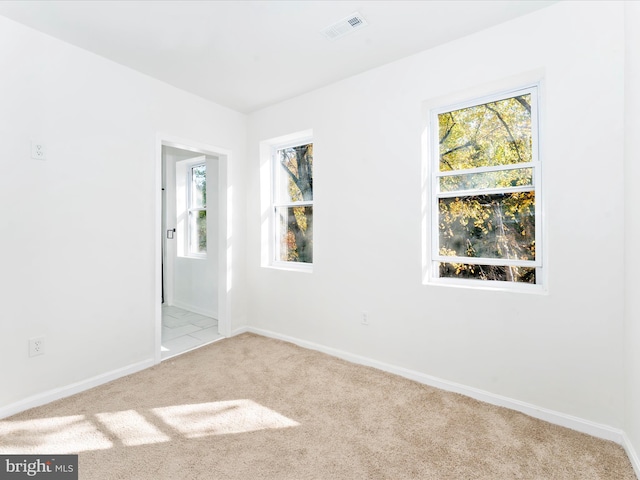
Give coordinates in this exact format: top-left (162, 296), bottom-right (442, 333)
top-left (0, 415), bottom-right (113, 454)
top-left (152, 400), bottom-right (300, 438)
top-left (0, 400), bottom-right (299, 454)
top-left (95, 410), bottom-right (171, 447)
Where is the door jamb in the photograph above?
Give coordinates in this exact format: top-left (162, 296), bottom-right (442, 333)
top-left (155, 133), bottom-right (231, 364)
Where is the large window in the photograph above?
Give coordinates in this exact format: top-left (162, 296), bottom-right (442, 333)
top-left (272, 141), bottom-right (313, 266)
top-left (188, 163), bottom-right (207, 256)
top-left (429, 86), bottom-right (541, 287)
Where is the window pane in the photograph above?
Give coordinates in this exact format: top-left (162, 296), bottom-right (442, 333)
top-left (439, 262), bottom-right (536, 283)
top-left (276, 205), bottom-right (313, 263)
top-left (191, 165), bottom-right (206, 208)
top-left (275, 143), bottom-right (313, 203)
top-left (439, 168), bottom-right (533, 192)
top-left (439, 192), bottom-right (535, 261)
top-left (189, 210), bottom-right (207, 254)
top-left (439, 94), bottom-right (532, 171)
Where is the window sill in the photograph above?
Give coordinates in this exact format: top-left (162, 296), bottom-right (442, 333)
top-left (179, 254), bottom-right (207, 260)
top-left (266, 262), bottom-right (313, 274)
top-left (424, 276), bottom-right (547, 295)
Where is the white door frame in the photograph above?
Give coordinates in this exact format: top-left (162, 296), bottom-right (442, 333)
top-left (154, 133), bottom-right (231, 364)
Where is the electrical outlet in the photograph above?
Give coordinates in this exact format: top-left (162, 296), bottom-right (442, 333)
top-left (31, 141), bottom-right (46, 160)
top-left (29, 336), bottom-right (45, 357)
top-left (361, 312), bottom-right (369, 325)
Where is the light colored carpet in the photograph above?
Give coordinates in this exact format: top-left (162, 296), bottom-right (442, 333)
top-left (0, 333), bottom-right (635, 479)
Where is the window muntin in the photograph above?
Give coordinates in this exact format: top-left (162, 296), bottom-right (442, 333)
top-left (431, 87), bottom-right (540, 285)
top-left (188, 163), bottom-right (207, 256)
top-left (272, 142), bottom-right (313, 264)
top-left (439, 166), bottom-right (533, 193)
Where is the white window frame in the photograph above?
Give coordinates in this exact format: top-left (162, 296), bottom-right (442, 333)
top-left (270, 136), bottom-right (314, 272)
top-left (187, 162), bottom-right (207, 258)
top-left (426, 84), bottom-right (543, 292)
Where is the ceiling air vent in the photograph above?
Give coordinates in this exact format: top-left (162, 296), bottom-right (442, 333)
top-left (321, 12), bottom-right (368, 41)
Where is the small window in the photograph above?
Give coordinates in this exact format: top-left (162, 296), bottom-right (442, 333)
top-left (429, 86), bottom-right (541, 288)
top-left (188, 163), bottom-right (207, 256)
top-left (272, 141), bottom-right (313, 266)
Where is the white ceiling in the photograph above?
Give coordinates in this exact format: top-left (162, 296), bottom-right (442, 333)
top-left (0, 1), bottom-right (557, 113)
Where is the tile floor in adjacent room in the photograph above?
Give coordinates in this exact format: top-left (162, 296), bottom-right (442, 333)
top-left (161, 305), bottom-right (223, 359)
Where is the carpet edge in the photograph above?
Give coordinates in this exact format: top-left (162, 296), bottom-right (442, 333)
top-left (622, 432), bottom-right (640, 480)
top-left (0, 358), bottom-right (155, 420)
top-left (245, 326), bottom-right (626, 445)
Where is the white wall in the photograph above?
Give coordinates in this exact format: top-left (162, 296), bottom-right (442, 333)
top-left (624, 1), bottom-right (640, 473)
top-left (247, 1), bottom-right (626, 430)
top-left (0, 16), bottom-right (247, 412)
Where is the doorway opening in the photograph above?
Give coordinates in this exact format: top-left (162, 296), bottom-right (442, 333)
top-left (156, 136), bottom-right (230, 362)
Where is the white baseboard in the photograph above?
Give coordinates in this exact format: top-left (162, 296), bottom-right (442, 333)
top-left (230, 325), bottom-right (250, 337)
top-left (246, 326), bottom-right (626, 445)
top-left (3, 325), bottom-right (636, 472)
top-left (0, 359), bottom-right (154, 420)
top-left (622, 432), bottom-right (640, 479)
top-left (169, 300), bottom-right (216, 319)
